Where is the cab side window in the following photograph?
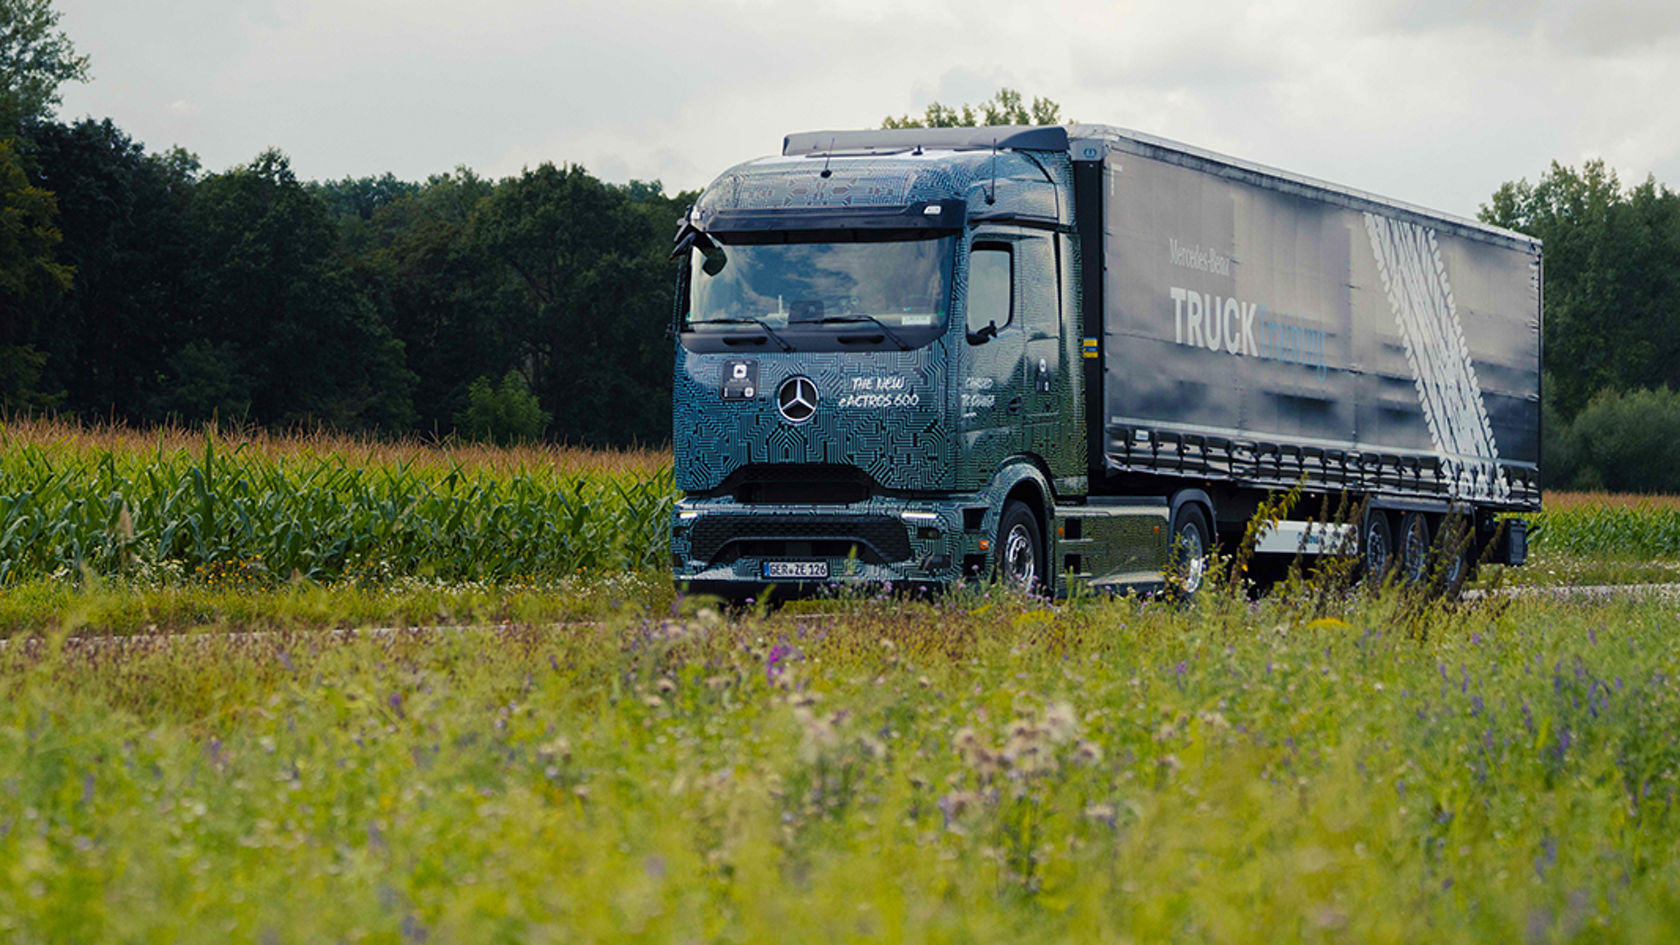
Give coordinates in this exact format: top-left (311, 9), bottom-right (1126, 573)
top-left (967, 245), bottom-right (1012, 338)
top-left (1018, 237), bottom-right (1058, 336)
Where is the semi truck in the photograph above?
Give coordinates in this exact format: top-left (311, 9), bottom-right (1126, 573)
top-left (668, 123), bottom-right (1540, 598)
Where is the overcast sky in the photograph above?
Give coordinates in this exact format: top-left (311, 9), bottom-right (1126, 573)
top-left (55, 0), bottom-right (1680, 218)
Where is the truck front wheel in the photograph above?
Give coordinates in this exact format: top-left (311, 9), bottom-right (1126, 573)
top-left (997, 500), bottom-right (1044, 593)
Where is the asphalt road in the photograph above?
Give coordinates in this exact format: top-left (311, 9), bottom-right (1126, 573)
top-left (1465, 582), bottom-right (1680, 601)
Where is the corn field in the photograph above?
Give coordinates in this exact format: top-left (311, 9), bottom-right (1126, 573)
top-left (0, 434), bottom-right (673, 586)
top-left (3, 419), bottom-right (1679, 590)
top-left (1530, 501), bottom-right (1680, 559)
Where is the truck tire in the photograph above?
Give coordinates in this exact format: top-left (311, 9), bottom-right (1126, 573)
top-left (996, 500), bottom-right (1044, 593)
top-left (1361, 507), bottom-right (1395, 585)
top-left (1168, 504), bottom-right (1213, 597)
top-left (1435, 514), bottom-right (1474, 594)
top-left (1397, 512), bottom-right (1430, 584)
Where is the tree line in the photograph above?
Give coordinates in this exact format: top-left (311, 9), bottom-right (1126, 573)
top-left (0, 121), bottom-right (692, 446)
top-left (1480, 160), bottom-right (1680, 491)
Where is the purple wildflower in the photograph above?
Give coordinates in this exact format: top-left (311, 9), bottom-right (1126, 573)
top-left (766, 643), bottom-right (795, 683)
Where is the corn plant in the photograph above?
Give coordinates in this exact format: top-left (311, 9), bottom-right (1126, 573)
top-left (0, 435), bottom-right (674, 586)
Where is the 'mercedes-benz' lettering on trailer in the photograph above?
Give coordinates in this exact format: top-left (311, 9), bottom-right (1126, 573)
top-left (1168, 238), bottom-right (1232, 277)
top-left (1168, 287), bottom-right (1328, 378)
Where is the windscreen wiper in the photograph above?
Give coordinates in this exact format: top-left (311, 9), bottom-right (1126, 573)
top-left (812, 314), bottom-right (912, 350)
top-left (691, 316), bottom-right (792, 351)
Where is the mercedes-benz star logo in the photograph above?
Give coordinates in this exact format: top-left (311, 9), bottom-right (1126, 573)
top-left (776, 376), bottom-right (818, 423)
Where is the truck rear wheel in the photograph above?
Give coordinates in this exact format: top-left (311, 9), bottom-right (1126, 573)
top-left (1435, 514), bottom-right (1474, 593)
top-left (1168, 504), bottom-right (1213, 597)
top-left (1398, 512), bottom-right (1430, 584)
top-left (997, 500), bottom-right (1044, 593)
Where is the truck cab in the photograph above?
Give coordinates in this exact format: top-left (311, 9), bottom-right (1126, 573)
top-left (670, 126), bottom-right (1169, 599)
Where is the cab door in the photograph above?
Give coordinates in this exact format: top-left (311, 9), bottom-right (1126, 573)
top-left (1018, 234), bottom-right (1062, 438)
top-left (958, 236), bottom-right (1026, 487)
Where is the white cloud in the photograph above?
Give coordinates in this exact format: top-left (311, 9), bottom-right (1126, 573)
top-left (51, 0), bottom-right (1680, 218)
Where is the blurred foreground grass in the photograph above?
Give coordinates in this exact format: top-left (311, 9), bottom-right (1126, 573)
top-left (3, 585), bottom-right (1679, 943)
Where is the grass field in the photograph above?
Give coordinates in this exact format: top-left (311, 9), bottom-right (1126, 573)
top-left (4, 585), bottom-right (1680, 942)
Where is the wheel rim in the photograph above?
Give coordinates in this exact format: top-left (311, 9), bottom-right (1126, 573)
top-left (1402, 519), bottom-right (1428, 582)
top-left (1365, 522), bottom-right (1389, 576)
top-left (1443, 550), bottom-right (1466, 586)
top-left (1004, 522), bottom-right (1036, 586)
top-left (1441, 525), bottom-right (1468, 586)
top-left (1176, 525), bottom-right (1206, 594)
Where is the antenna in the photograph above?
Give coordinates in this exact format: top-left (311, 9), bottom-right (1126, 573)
top-left (987, 138), bottom-right (998, 205)
top-left (820, 137), bottom-right (835, 178)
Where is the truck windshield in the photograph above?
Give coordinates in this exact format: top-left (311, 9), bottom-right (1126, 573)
top-left (687, 233), bottom-right (955, 341)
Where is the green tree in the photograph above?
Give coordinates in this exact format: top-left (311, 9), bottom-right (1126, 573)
top-left (0, 135), bottom-right (68, 410)
top-left (154, 339), bottom-right (253, 423)
top-left (0, 135), bottom-right (65, 295)
top-left (453, 369), bottom-right (550, 444)
top-left (171, 149), bottom-right (415, 429)
top-left (1481, 160), bottom-right (1680, 419)
top-left (0, 0), bottom-right (89, 133)
top-left (882, 88), bottom-right (1062, 129)
top-left (341, 167), bottom-right (524, 434)
top-left (470, 165), bottom-right (689, 446)
top-left (313, 172), bottom-right (419, 223)
top-left (1549, 387), bottom-right (1680, 492)
top-left (22, 119), bottom-right (197, 421)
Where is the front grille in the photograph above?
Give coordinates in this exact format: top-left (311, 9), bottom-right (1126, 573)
top-left (720, 464), bottom-right (876, 505)
top-left (691, 514), bottom-right (912, 565)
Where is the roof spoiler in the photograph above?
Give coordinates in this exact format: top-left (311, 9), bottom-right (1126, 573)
top-left (783, 125), bottom-right (1070, 157)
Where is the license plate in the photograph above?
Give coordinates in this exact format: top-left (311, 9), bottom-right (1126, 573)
top-left (763, 561), bottom-right (828, 580)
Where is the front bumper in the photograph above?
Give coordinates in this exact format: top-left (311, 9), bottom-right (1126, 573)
top-left (670, 495), bottom-right (984, 597)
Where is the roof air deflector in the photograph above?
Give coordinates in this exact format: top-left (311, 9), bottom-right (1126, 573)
top-left (783, 125), bottom-right (1071, 157)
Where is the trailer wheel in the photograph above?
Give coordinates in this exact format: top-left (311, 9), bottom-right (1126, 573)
top-left (1398, 512), bottom-right (1430, 584)
top-left (1168, 504), bottom-right (1213, 597)
top-left (996, 500), bottom-right (1044, 593)
top-left (1361, 507), bottom-right (1395, 584)
top-left (1435, 515), bottom-right (1474, 594)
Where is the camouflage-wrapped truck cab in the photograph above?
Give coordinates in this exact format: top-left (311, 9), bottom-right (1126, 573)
top-left (670, 125), bottom-right (1540, 599)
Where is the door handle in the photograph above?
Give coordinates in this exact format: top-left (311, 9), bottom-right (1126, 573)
top-left (1007, 396), bottom-right (1022, 415)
